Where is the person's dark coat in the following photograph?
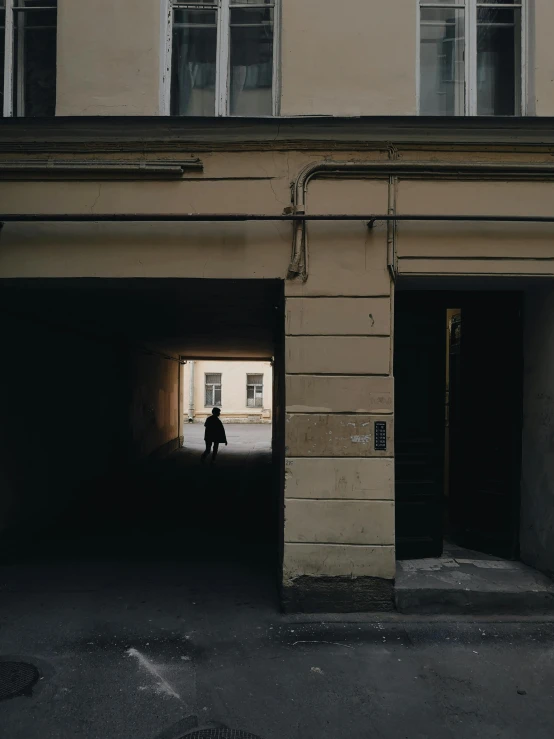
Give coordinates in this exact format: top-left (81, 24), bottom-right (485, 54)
top-left (204, 414), bottom-right (227, 443)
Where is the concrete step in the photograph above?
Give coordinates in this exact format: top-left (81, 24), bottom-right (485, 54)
top-left (395, 550), bottom-right (554, 615)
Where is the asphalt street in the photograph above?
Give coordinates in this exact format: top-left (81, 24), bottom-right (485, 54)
top-left (2, 558), bottom-right (554, 739)
top-left (1, 426), bottom-right (553, 739)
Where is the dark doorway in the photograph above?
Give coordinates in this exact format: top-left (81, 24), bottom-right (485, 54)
top-left (395, 291), bottom-right (523, 560)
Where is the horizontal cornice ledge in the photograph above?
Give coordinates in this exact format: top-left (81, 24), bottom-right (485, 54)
top-left (1, 117), bottom-right (554, 153)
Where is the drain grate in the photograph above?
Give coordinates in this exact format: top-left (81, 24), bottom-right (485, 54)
top-left (0, 662), bottom-right (40, 701)
top-left (184, 732), bottom-right (262, 739)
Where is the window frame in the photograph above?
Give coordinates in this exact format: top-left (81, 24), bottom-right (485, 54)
top-left (246, 373), bottom-right (264, 408)
top-left (204, 372), bottom-right (222, 408)
top-left (2, 0), bottom-right (59, 118)
top-left (2, 0), bottom-right (14, 117)
top-left (417, 0), bottom-right (527, 116)
top-left (2, 0), bottom-right (58, 118)
top-left (163, 0), bottom-right (279, 117)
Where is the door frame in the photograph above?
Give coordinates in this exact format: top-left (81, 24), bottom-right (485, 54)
top-left (394, 287), bottom-right (523, 560)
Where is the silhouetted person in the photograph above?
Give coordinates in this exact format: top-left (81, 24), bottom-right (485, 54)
top-left (201, 407), bottom-right (227, 463)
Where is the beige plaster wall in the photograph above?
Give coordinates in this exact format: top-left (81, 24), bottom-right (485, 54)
top-left (0, 221), bottom-right (290, 280)
top-left (183, 360), bottom-right (273, 421)
top-left (0, 155), bottom-right (391, 281)
top-left (286, 414), bottom-right (394, 458)
top-left (282, 544), bottom-right (395, 580)
top-left (57, 0), bottom-right (162, 115)
top-left (0, 148), bottom-right (299, 278)
top-left (285, 458), bottom-right (394, 501)
top-left (50, 1), bottom-right (554, 118)
top-left (5, 148), bottom-right (554, 592)
top-left (285, 179), bottom-right (391, 298)
top-left (396, 180), bottom-right (554, 276)
top-left (534, 1), bottom-right (554, 116)
top-left (285, 376), bottom-right (393, 414)
top-left (280, 0), bottom-right (417, 116)
top-left (55, 0), bottom-right (418, 118)
top-left (283, 236), bottom-right (395, 584)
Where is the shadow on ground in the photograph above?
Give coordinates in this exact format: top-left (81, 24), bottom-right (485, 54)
top-left (2, 424), bottom-right (278, 571)
top-left (3, 428), bottom-right (554, 738)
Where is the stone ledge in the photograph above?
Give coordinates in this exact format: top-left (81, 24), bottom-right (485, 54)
top-left (395, 550), bottom-right (554, 615)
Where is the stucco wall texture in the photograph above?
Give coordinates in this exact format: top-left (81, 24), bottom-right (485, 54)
top-left (57, 0), bottom-right (163, 116)
top-left (55, 0), bottom-right (551, 117)
top-left (3, 0), bottom-right (554, 609)
top-left (3, 148), bottom-right (554, 585)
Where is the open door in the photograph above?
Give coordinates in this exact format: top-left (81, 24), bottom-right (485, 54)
top-left (448, 293), bottom-right (522, 558)
top-left (395, 294), bottom-right (446, 559)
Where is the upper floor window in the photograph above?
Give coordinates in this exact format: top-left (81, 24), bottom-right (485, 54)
top-left (419, 0), bottom-right (524, 116)
top-left (1, 0), bottom-right (57, 117)
top-left (170, 0), bottom-right (276, 117)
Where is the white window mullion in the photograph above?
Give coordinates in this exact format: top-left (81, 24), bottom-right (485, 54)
top-left (272, 0), bottom-right (280, 116)
top-left (216, 0), bottom-right (230, 116)
top-left (160, 0), bottom-right (172, 116)
top-left (467, 0), bottom-right (477, 116)
top-left (3, 0), bottom-right (14, 117)
top-left (14, 3), bottom-right (26, 116)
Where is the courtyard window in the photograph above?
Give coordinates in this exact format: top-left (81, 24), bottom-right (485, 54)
top-left (246, 374), bottom-right (263, 408)
top-left (205, 373), bottom-right (222, 407)
top-left (1, 0), bottom-right (57, 117)
top-left (419, 0), bottom-right (523, 116)
top-left (170, 0), bottom-right (276, 117)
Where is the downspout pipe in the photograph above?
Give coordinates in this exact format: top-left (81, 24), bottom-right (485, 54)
top-left (188, 360), bottom-right (195, 423)
top-left (288, 159), bottom-right (554, 279)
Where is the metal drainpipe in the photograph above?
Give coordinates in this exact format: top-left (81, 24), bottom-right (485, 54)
top-left (0, 160), bottom-right (203, 176)
top-left (387, 175), bottom-right (398, 282)
top-left (188, 360), bottom-right (195, 423)
top-left (287, 159), bottom-right (554, 280)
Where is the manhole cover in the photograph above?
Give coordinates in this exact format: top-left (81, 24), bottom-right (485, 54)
top-left (184, 732), bottom-right (262, 739)
top-left (0, 662), bottom-right (40, 700)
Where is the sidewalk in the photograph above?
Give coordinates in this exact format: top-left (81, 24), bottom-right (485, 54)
top-left (396, 542), bottom-right (554, 615)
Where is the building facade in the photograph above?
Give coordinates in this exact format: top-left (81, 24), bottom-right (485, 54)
top-left (2, 0), bottom-right (554, 610)
top-left (184, 360), bottom-right (272, 423)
